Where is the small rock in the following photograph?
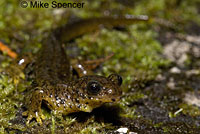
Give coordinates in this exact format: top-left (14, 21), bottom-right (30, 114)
top-left (116, 127), bottom-right (128, 134)
top-left (170, 67), bottom-right (181, 74)
top-left (186, 69), bottom-right (200, 77)
top-left (184, 92), bottom-right (200, 107)
top-left (129, 132), bottom-right (137, 134)
top-left (164, 40), bottom-right (190, 66)
top-left (167, 77), bottom-right (175, 89)
top-left (156, 74), bottom-right (166, 81)
top-left (53, 9), bottom-right (65, 15)
top-left (186, 35), bottom-right (200, 44)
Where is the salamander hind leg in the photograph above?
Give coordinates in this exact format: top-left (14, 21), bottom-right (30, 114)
top-left (22, 88), bottom-right (45, 125)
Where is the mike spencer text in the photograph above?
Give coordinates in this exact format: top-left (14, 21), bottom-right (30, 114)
top-left (20, 1), bottom-right (85, 8)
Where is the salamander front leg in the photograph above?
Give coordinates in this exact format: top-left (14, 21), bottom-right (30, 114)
top-left (83, 53), bottom-right (114, 69)
top-left (71, 53), bottom-right (114, 77)
top-left (22, 89), bottom-right (45, 125)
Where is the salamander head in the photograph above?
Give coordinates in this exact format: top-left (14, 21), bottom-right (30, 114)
top-left (74, 74), bottom-right (122, 112)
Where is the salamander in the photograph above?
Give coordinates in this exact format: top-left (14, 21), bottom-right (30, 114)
top-left (22, 15), bottom-right (148, 125)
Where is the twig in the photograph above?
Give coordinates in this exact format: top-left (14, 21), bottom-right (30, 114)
top-left (0, 41), bottom-right (17, 59)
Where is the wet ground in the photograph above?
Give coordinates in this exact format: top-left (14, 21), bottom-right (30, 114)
top-left (0, 0), bottom-right (200, 133)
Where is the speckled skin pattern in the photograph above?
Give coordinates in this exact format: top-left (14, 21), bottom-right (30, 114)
top-left (22, 16), bottom-right (148, 125)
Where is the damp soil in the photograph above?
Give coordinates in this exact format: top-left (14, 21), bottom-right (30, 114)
top-left (0, 0), bottom-right (200, 133)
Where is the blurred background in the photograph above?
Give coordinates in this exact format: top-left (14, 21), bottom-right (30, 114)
top-left (0, 0), bottom-right (200, 133)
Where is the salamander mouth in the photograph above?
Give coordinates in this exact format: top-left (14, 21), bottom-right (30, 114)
top-left (96, 96), bottom-right (121, 103)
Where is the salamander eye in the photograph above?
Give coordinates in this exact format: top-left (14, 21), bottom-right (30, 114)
top-left (87, 81), bottom-right (101, 95)
top-left (108, 74), bottom-right (123, 86)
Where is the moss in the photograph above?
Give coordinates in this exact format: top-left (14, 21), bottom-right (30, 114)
top-left (0, 0), bottom-right (200, 133)
top-left (0, 75), bottom-right (15, 98)
top-left (179, 103), bottom-right (200, 117)
top-left (118, 92), bottom-right (145, 118)
top-left (80, 122), bottom-right (105, 134)
top-left (0, 69), bottom-right (28, 132)
top-left (76, 25), bottom-right (169, 86)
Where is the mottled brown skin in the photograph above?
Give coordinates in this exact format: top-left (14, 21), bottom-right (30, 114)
top-left (22, 15), bottom-right (149, 125)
